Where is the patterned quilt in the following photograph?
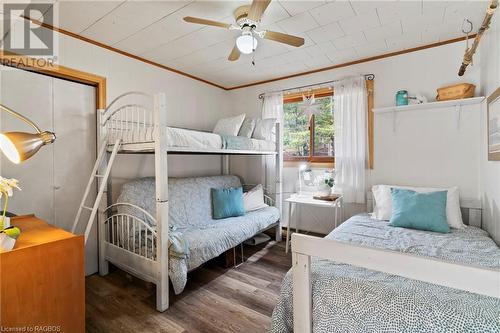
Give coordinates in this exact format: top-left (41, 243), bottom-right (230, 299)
top-left (117, 176), bottom-right (280, 294)
top-left (270, 214), bottom-right (500, 333)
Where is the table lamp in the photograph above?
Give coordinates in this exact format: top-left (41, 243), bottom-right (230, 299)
top-left (298, 164), bottom-right (310, 195)
top-left (0, 104), bottom-right (56, 163)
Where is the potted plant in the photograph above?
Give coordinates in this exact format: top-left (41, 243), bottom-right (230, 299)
top-left (0, 177), bottom-right (21, 251)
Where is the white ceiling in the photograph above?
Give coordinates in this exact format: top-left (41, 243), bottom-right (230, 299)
top-left (10, 1), bottom-right (491, 88)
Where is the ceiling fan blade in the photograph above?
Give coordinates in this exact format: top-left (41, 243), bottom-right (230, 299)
top-left (263, 30), bottom-right (305, 47)
top-left (183, 16), bottom-right (231, 29)
top-left (247, 0), bottom-right (272, 21)
top-left (228, 45), bottom-right (240, 61)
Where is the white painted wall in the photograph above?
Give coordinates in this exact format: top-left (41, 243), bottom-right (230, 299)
top-left (229, 41), bottom-right (481, 234)
top-left (372, 103), bottom-right (482, 201)
top-left (479, 13), bottom-right (500, 244)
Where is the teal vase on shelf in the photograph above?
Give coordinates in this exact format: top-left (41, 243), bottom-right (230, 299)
top-left (395, 90), bottom-right (409, 106)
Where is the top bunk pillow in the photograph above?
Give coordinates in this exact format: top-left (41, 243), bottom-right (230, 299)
top-left (372, 184), bottom-right (464, 229)
top-left (238, 117), bottom-right (256, 138)
top-left (252, 118), bottom-right (276, 140)
top-left (213, 114), bottom-right (246, 136)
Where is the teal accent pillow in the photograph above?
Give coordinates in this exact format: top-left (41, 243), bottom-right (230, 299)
top-left (211, 187), bottom-right (245, 219)
top-left (389, 188), bottom-right (450, 233)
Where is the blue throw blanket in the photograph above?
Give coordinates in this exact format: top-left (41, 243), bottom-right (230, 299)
top-left (220, 134), bottom-right (255, 150)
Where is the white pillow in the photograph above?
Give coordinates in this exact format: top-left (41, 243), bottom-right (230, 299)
top-left (213, 114), bottom-right (246, 136)
top-left (252, 118), bottom-right (276, 140)
top-left (372, 184), bottom-right (464, 229)
top-left (243, 184), bottom-right (268, 212)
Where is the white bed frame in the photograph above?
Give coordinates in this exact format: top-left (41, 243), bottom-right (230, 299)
top-left (291, 230), bottom-right (500, 332)
top-left (93, 92), bottom-right (283, 312)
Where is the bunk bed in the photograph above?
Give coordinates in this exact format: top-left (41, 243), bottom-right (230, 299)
top-left (101, 92), bottom-right (277, 155)
top-left (84, 92), bottom-right (283, 312)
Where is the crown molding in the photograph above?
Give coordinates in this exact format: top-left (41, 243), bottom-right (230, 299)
top-left (226, 34), bottom-right (477, 90)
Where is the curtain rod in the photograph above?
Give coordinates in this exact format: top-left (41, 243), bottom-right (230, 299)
top-left (258, 74), bottom-right (375, 100)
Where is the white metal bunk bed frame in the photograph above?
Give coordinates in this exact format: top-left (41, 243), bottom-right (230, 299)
top-left (90, 91), bottom-right (282, 312)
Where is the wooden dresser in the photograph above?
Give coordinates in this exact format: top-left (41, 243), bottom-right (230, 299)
top-left (0, 215), bottom-right (84, 333)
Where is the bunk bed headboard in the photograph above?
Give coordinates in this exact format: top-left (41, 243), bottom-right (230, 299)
top-left (100, 91), bottom-right (155, 145)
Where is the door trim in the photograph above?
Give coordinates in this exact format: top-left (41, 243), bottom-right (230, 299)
top-left (0, 50), bottom-right (106, 109)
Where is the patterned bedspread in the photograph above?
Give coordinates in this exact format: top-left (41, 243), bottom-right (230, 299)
top-left (270, 214), bottom-right (500, 333)
top-left (117, 176), bottom-right (280, 294)
top-left (169, 206), bottom-right (279, 293)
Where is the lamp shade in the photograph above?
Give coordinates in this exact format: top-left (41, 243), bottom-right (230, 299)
top-left (236, 33), bottom-right (258, 54)
top-left (0, 131), bottom-right (55, 164)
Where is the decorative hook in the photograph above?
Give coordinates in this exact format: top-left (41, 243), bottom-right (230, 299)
top-left (461, 19), bottom-right (473, 34)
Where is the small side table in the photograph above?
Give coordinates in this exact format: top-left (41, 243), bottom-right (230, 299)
top-left (285, 194), bottom-right (343, 253)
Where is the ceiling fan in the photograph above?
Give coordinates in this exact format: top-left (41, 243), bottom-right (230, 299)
top-left (183, 0), bottom-right (305, 61)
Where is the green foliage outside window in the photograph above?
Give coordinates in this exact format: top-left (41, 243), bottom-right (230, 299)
top-left (283, 96), bottom-right (334, 159)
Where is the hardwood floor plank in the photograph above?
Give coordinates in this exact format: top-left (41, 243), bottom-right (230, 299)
top-left (187, 268), bottom-right (278, 316)
top-left (86, 242), bottom-right (291, 333)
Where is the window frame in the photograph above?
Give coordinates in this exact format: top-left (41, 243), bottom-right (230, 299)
top-left (282, 90), bottom-right (334, 163)
top-left (282, 81), bottom-right (375, 169)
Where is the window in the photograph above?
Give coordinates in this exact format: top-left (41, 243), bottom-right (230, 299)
top-left (282, 81), bottom-right (375, 168)
top-left (283, 91), bottom-right (334, 163)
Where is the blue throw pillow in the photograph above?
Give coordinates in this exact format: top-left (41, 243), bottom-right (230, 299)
top-left (211, 187), bottom-right (245, 219)
top-left (389, 188), bottom-right (450, 233)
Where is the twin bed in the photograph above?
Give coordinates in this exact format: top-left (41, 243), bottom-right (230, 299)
top-left (271, 214), bottom-right (500, 332)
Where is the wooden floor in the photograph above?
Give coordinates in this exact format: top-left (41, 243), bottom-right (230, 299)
top-left (85, 241), bottom-right (291, 333)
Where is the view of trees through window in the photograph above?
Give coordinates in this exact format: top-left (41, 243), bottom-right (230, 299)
top-left (283, 95), bottom-right (334, 161)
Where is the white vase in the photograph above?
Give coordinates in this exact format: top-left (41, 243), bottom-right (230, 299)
top-left (315, 184), bottom-right (331, 196)
top-left (0, 233), bottom-right (16, 251)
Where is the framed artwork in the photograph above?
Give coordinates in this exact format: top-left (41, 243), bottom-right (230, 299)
top-left (488, 87), bottom-right (500, 161)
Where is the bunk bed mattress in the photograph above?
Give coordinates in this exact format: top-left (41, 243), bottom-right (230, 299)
top-left (118, 127), bottom-right (275, 152)
top-left (167, 127), bottom-right (221, 150)
top-left (270, 214), bottom-right (500, 333)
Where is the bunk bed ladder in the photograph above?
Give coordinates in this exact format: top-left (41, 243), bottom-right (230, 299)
top-left (72, 139), bottom-right (121, 243)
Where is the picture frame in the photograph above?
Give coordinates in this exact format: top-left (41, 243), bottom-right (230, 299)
top-left (487, 87), bottom-right (500, 161)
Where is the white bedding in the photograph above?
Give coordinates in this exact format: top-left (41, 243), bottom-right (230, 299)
top-left (167, 127), bottom-right (221, 150)
top-left (117, 126), bottom-right (276, 152)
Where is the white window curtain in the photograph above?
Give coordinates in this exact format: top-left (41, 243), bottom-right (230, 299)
top-left (262, 92), bottom-right (283, 120)
top-left (261, 92), bottom-right (283, 196)
top-left (333, 76), bottom-right (367, 204)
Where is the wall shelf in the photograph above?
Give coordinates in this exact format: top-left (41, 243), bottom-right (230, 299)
top-left (373, 96), bottom-right (485, 114)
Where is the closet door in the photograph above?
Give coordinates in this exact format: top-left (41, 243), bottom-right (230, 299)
top-left (53, 79), bottom-right (97, 274)
top-left (0, 66), bottom-right (55, 222)
top-left (0, 66), bottom-right (98, 275)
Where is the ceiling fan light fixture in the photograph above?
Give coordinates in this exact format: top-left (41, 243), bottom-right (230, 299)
top-left (236, 32), bottom-right (258, 54)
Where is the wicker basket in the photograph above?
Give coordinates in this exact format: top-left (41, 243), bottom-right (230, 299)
top-left (436, 83), bottom-right (475, 101)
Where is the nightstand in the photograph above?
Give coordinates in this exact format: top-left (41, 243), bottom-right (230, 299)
top-left (285, 194), bottom-right (343, 253)
top-left (0, 215), bottom-right (85, 333)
